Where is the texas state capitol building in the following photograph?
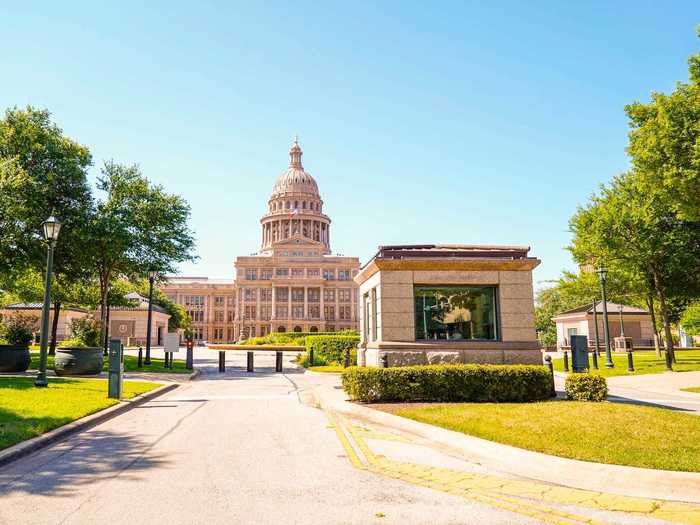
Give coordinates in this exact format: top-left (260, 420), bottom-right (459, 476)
top-left (161, 140), bottom-right (360, 343)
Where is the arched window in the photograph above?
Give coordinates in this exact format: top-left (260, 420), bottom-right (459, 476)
top-left (309, 326), bottom-right (318, 333)
top-left (277, 326), bottom-right (286, 333)
top-left (285, 201), bottom-right (290, 209)
top-left (293, 326), bottom-right (302, 333)
top-left (294, 201), bottom-right (299, 209)
top-left (302, 201), bottom-right (307, 209)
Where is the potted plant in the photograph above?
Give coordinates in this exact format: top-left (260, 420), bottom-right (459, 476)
top-left (55, 316), bottom-right (103, 376)
top-left (0, 313), bottom-right (36, 372)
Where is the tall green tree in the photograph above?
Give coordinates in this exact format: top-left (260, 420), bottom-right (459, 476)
top-left (570, 172), bottom-right (700, 361)
top-left (88, 161), bottom-right (197, 340)
top-left (0, 107), bottom-right (95, 351)
top-left (625, 26), bottom-right (700, 221)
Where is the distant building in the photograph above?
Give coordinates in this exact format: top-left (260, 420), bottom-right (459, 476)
top-left (551, 301), bottom-right (654, 349)
top-left (161, 140), bottom-right (360, 342)
top-left (0, 296), bottom-right (170, 347)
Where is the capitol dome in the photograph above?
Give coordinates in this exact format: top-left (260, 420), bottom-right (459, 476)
top-left (270, 139), bottom-right (319, 197)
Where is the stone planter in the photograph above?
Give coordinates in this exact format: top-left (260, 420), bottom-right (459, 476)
top-left (54, 347), bottom-right (103, 376)
top-left (0, 345), bottom-right (31, 372)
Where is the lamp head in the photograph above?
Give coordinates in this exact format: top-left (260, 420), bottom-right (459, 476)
top-left (42, 215), bottom-right (62, 242)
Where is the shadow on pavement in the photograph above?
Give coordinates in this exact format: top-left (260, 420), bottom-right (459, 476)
top-left (0, 429), bottom-right (170, 497)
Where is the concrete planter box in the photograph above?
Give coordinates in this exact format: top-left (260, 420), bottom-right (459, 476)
top-left (54, 347), bottom-right (103, 376)
top-left (0, 345), bottom-right (31, 372)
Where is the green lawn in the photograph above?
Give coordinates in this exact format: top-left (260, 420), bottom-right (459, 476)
top-left (308, 365), bottom-right (345, 373)
top-left (553, 349), bottom-right (700, 377)
top-left (29, 351), bottom-right (189, 374)
top-left (388, 401), bottom-right (700, 472)
top-left (0, 377), bottom-right (158, 450)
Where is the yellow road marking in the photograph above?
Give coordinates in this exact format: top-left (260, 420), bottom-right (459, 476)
top-left (330, 412), bottom-right (612, 525)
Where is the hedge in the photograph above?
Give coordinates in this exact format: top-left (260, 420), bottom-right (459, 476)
top-left (341, 364), bottom-right (552, 403)
top-left (304, 335), bottom-right (360, 367)
top-left (565, 374), bottom-right (607, 401)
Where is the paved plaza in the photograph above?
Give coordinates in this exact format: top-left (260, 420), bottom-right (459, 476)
top-left (0, 351), bottom-right (698, 525)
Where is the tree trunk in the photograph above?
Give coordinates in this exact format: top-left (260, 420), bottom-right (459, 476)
top-left (646, 295), bottom-right (662, 358)
top-left (652, 268), bottom-right (676, 364)
top-left (99, 275), bottom-right (109, 353)
top-left (49, 300), bottom-right (61, 356)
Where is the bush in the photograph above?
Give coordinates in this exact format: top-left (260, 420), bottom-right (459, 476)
top-left (61, 316), bottom-right (101, 348)
top-left (0, 313), bottom-right (36, 346)
top-left (304, 335), bottom-right (359, 367)
top-left (565, 374), bottom-right (608, 401)
top-left (342, 364), bottom-right (552, 403)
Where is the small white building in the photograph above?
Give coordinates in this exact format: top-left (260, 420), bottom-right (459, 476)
top-left (552, 301), bottom-right (654, 350)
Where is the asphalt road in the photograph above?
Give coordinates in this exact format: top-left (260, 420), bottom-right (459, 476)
top-left (0, 352), bottom-right (544, 525)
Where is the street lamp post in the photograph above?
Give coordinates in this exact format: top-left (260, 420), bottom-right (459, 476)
top-left (591, 297), bottom-right (602, 357)
top-left (597, 266), bottom-right (614, 369)
top-left (35, 215), bottom-right (62, 387)
top-left (144, 270), bottom-right (157, 365)
top-left (618, 303), bottom-right (625, 337)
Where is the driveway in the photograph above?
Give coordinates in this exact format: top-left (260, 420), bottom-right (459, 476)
top-left (0, 352), bottom-right (548, 525)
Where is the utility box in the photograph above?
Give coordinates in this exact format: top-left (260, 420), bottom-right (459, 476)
top-left (570, 335), bottom-right (589, 373)
top-left (108, 339), bottom-right (124, 399)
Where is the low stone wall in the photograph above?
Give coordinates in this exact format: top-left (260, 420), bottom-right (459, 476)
top-left (359, 341), bottom-right (542, 367)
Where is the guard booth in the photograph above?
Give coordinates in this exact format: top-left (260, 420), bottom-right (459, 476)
top-left (570, 335), bottom-right (589, 373)
top-left (108, 339), bottom-right (124, 399)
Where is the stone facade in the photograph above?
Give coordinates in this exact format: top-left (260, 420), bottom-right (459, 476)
top-left (355, 245), bottom-right (542, 367)
top-left (161, 140), bottom-right (360, 342)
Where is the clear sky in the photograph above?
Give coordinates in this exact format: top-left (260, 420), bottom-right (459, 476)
top-left (2, 2), bottom-right (698, 289)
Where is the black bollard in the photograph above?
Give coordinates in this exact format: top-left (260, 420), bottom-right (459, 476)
top-left (186, 347), bottom-right (193, 370)
top-left (344, 348), bottom-right (350, 368)
top-left (563, 350), bottom-right (569, 372)
top-left (309, 348), bottom-right (314, 367)
top-left (544, 355), bottom-right (556, 397)
top-left (591, 349), bottom-right (598, 370)
top-left (627, 349), bottom-right (635, 372)
top-left (380, 353), bottom-right (388, 368)
top-left (218, 351), bottom-right (225, 373)
top-left (275, 351), bottom-right (283, 372)
top-left (247, 351), bottom-right (254, 373)
top-left (137, 347), bottom-right (143, 368)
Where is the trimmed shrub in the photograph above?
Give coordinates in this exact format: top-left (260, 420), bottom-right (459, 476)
top-left (341, 364), bottom-right (552, 403)
top-left (565, 374), bottom-right (607, 401)
top-left (0, 313), bottom-right (36, 346)
top-left (304, 335), bottom-right (359, 367)
top-left (60, 316), bottom-right (101, 348)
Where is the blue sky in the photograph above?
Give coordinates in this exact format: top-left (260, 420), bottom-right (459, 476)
top-left (2, 2), bottom-right (698, 289)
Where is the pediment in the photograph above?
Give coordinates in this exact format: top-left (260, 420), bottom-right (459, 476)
top-left (272, 235), bottom-right (324, 249)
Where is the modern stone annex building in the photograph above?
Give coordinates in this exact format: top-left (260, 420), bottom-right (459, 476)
top-left (161, 140), bottom-right (360, 343)
top-left (355, 245), bottom-right (541, 367)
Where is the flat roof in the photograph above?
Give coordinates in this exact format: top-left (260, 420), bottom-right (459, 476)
top-left (363, 244), bottom-right (533, 268)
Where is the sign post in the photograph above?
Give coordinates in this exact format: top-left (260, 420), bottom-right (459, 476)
top-left (164, 333), bottom-right (180, 369)
top-left (108, 339), bottom-right (124, 399)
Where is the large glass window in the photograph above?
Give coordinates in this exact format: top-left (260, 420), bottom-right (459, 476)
top-left (414, 286), bottom-right (498, 341)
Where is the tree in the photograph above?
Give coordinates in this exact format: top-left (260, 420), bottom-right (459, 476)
top-left (88, 161), bottom-right (196, 341)
top-left (569, 172), bottom-right (700, 362)
top-left (0, 107), bottom-right (95, 352)
top-left (625, 27), bottom-right (700, 221)
top-left (681, 302), bottom-right (700, 337)
top-left (0, 106), bottom-right (93, 278)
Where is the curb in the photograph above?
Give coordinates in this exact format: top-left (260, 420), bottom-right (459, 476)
top-left (314, 386), bottom-right (700, 504)
top-left (0, 382), bottom-right (179, 468)
top-left (188, 369), bottom-right (201, 381)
